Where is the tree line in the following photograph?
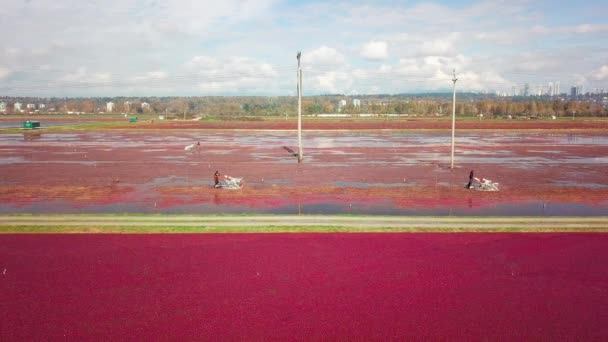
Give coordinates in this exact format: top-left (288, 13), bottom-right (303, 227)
top-left (1, 95), bottom-right (606, 117)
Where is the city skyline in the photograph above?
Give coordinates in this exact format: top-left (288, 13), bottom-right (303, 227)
top-left (1, 0), bottom-right (607, 97)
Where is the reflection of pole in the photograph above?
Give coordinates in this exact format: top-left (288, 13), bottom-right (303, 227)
top-left (450, 69), bottom-right (458, 169)
top-left (297, 51), bottom-right (303, 163)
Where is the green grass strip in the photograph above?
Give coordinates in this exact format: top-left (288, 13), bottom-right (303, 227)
top-left (1, 225), bottom-right (607, 234)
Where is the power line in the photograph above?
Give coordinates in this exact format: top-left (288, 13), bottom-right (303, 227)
top-left (0, 69), bottom-right (301, 91)
top-left (3, 60), bottom-right (606, 95)
top-left (2, 67), bottom-right (457, 92)
top-left (5, 59), bottom-right (601, 88)
top-left (305, 64), bottom-right (601, 83)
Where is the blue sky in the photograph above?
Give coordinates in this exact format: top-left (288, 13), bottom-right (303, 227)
top-left (1, 0), bottom-right (607, 96)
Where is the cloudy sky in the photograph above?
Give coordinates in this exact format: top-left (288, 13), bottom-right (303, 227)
top-left (1, 0), bottom-right (607, 96)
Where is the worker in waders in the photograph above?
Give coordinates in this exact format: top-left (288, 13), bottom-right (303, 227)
top-left (214, 171), bottom-right (221, 188)
top-left (466, 170), bottom-right (475, 189)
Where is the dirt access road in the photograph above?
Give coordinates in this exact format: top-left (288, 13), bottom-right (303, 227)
top-left (1, 215), bottom-right (608, 232)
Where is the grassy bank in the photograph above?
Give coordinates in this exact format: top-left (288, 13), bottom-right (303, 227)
top-left (1, 214), bottom-right (607, 233)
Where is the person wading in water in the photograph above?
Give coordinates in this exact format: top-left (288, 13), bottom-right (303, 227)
top-left (466, 170), bottom-right (475, 189)
top-left (214, 170), bottom-right (221, 188)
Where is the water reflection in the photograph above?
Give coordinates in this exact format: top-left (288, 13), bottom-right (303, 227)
top-left (2, 131), bottom-right (608, 147)
top-left (1, 198), bottom-right (606, 217)
top-left (23, 132), bottom-right (42, 141)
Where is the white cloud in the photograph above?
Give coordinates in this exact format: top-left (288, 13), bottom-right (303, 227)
top-left (502, 51), bottom-right (563, 72)
top-left (336, 1), bottom-right (534, 30)
top-left (531, 25), bottom-right (552, 35)
top-left (579, 24), bottom-right (608, 33)
top-left (474, 31), bottom-right (522, 45)
top-left (59, 68), bottom-right (112, 84)
top-left (0, 0), bottom-right (606, 96)
top-left (186, 56), bottom-right (277, 77)
top-left (184, 55), bottom-right (280, 94)
top-left (532, 23), bottom-right (608, 35)
top-left (4, 47), bottom-right (21, 56)
top-left (420, 37), bottom-right (458, 56)
top-left (573, 73), bottom-right (588, 85)
top-left (92, 72), bottom-right (112, 82)
top-left (303, 46), bottom-right (345, 66)
top-left (187, 56), bottom-right (218, 68)
top-left (457, 70), bottom-right (512, 91)
top-left (315, 72), bottom-right (340, 93)
top-left (0, 66), bottom-right (9, 79)
top-left (338, 54), bottom-right (514, 93)
top-left (360, 41), bottom-right (388, 60)
top-left (131, 71), bottom-right (167, 81)
top-left (593, 65), bottom-right (608, 81)
top-left (308, 71), bottom-right (354, 94)
top-left (60, 68), bottom-right (88, 82)
top-left (385, 32), bottom-right (461, 58)
top-left (300, 54), bottom-right (495, 95)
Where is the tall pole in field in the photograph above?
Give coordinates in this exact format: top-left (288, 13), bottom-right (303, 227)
top-left (450, 69), bottom-right (458, 169)
top-left (297, 51), bottom-right (303, 163)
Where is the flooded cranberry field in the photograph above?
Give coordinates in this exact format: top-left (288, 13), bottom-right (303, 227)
top-left (1, 130), bottom-right (607, 215)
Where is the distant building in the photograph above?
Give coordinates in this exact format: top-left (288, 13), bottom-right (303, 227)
top-left (106, 102), bottom-right (114, 112)
top-left (353, 99), bottom-right (361, 108)
top-left (124, 101), bottom-right (131, 112)
top-left (555, 82), bottom-right (560, 95)
top-left (38, 104), bottom-right (46, 109)
top-left (577, 85), bottom-right (583, 96)
top-left (524, 83), bottom-right (530, 96)
top-left (141, 102), bottom-right (151, 111)
top-left (0, 101), bottom-right (6, 113)
top-left (14, 102), bottom-right (23, 112)
top-left (26, 103), bottom-right (36, 109)
top-left (571, 86), bottom-right (578, 97)
top-left (548, 82), bottom-right (554, 96)
top-left (338, 99), bottom-right (347, 112)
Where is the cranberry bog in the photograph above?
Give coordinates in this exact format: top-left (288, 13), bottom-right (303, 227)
top-left (2, 121), bottom-right (608, 340)
top-left (1, 122), bottom-right (607, 215)
top-left (2, 233), bottom-right (608, 340)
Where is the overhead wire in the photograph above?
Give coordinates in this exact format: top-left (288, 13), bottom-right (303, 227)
top-left (3, 58), bottom-right (606, 94)
top-left (0, 67), bottom-right (300, 91)
top-left (5, 51), bottom-right (601, 90)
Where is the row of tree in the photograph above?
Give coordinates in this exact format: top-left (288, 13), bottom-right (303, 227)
top-left (1, 96), bottom-right (607, 117)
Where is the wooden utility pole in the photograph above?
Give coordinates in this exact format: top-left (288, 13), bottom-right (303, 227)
top-left (450, 69), bottom-right (458, 169)
top-left (297, 51), bottom-right (303, 163)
